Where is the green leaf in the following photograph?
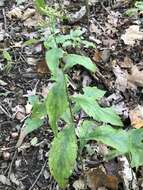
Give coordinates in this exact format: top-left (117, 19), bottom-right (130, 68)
top-left (31, 101), bottom-right (47, 119)
top-left (73, 94), bottom-right (123, 126)
top-left (24, 38), bottom-right (39, 46)
top-left (28, 95), bottom-right (39, 106)
top-left (16, 0), bottom-right (27, 5)
top-left (16, 118), bottom-right (43, 147)
top-left (83, 86), bottom-right (106, 100)
top-left (56, 34), bottom-right (71, 44)
top-left (46, 70), bottom-right (68, 135)
top-left (34, 0), bottom-right (46, 13)
top-left (125, 8), bottom-right (138, 16)
top-left (44, 35), bottom-right (57, 49)
top-left (77, 120), bottom-right (96, 151)
top-left (49, 126), bottom-right (77, 188)
top-left (3, 50), bottom-right (12, 61)
top-left (45, 48), bottom-right (63, 77)
top-left (87, 126), bottom-right (143, 168)
top-left (128, 129), bottom-right (143, 168)
top-left (82, 40), bottom-right (96, 48)
top-left (63, 54), bottom-right (96, 73)
top-left (70, 28), bottom-right (84, 38)
top-left (135, 1), bottom-right (143, 10)
top-left (88, 125), bottom-right (128, 153)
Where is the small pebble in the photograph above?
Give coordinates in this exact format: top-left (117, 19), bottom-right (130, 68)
top-left (11, 132), bottom-right (18, 138)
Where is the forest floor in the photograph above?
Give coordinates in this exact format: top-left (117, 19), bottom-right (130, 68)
top-left (0, 0), bottom-right (143, 189)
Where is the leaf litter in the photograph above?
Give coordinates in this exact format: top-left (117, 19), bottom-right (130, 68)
top-left (1, 0), bottom-right (143, 189)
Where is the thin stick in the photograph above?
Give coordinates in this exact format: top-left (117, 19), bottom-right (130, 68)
top-left (85, 0), bottom-right (90, 27)
top-left (0, 103), bottom-right (12, 118)
top-left (29, 158), bottom-right (48, 190)
top-left (8, 150), bottom-right (17, 178)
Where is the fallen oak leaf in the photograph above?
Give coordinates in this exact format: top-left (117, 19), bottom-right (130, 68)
top-left (86, 167), bottom-right (119, 190)
top-left (121, 25), bottom-right (143, 46)
top-left (129, 105), bottom-right (143, 129)
top-left (36, 58), bottom-right (50, 76)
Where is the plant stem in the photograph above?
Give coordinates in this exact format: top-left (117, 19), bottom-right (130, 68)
top-left (63, 71), bottom-right (87, 190)
top-left (63, 73), bottom-right (74, 125)
top-left (85, 0), bottom-right (90, 27)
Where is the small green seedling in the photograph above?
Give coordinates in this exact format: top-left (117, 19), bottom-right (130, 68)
top-left (125, 1), bottom-right (143, 16)
top-left (17, 0), bottom-right (143, 189)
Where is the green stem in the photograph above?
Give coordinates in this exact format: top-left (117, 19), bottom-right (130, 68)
top-left (63, 71), bottom-right (87, 190)
top-left (63, 73), bottom-right (74, 125)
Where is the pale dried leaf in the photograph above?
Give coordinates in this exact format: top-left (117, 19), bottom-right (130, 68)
top-left (129, 105), bottom-right (143, 129)
top-left (23, 14), bottom-right (42, 27)
top-left (112, 64), bottom-right (128, 92)
top-left (10, 173), bottom-right (20, 186)
top-left (7, 7), bottom-right (22, 20)
top-left (22, 8), bottom-right (35, 21)
top-left (0, 79), bottom-right (7, 86)
top-left (73, 179), bottom-right (85, 190)
top-left (121, 25), bottom-right (143, 46)
top-left (0, 23), bottom-right (4, 41)
top-left (69, 6), bottom-right (86, 24)
top-left (12, 105), bottom-right (26, 121)
top-left (127, 65), bottom-right (143, 89)
top-left (25, 102), bottom-right (32, 114)
top-left (0, 175), bottom-right (11, 185)
top-left (118, 156), bottom-right (138, 190)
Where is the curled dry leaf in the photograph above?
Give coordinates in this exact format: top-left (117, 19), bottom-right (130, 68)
top-left (129, 105), bottom-right (143, 129)
top-left (112, 63), bottom-right (128, 92)
top-left (0, 175), bottom-right (11, 185)
top-left (22, 8), bottom-right (36, 21)
top-left (7, 7), bottom-right (22, 20)
top-left (92, 49), bottom-right (102, 62)
top-left (86, 167), bottom-right (119, 190)
top-left (12, 105), bottom-right (26, 121)
top-left (127, 65), bottom-right (143, 89)
top-left (68, 6), bottom-right (86, 24)
top-left (36, 58), bottom-right (50, 76)
top-left (121, 25), bottom-right (143, 46)
top-left (73, 179), bottom-right (85, 190)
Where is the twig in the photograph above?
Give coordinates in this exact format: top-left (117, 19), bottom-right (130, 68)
top-left (2, 8), bottom-right (7, 31)
top-left (8, 150), bottom-right (17, 178)
top-left (100, 2), bottom-right (111, 15)
top-left (29, 158), bottom-right (48, 190)
top-left (85, 0), bottom-right (90, 27)
top-left (93, 18), bottom-right (105, 33)
top-left (0, 103), bottom-right (12, 118)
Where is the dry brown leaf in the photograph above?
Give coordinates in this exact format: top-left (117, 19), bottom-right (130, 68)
top-left (121, 25), bottom-right (143, 46)
top-left (86, 167), bottom-right (119, 190)
top-left (23, 13), bottom-right (42, 27)
top-left (129, 105), bottom-right (143, 129)
top-left (36, 58), bottom-right (49, 76)
top-left (127, 65), bottom-right (143, 89)
top-left (92, 50), bottom-right (102, 62)
top-left (120, 56), bottom-right (133, 69)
